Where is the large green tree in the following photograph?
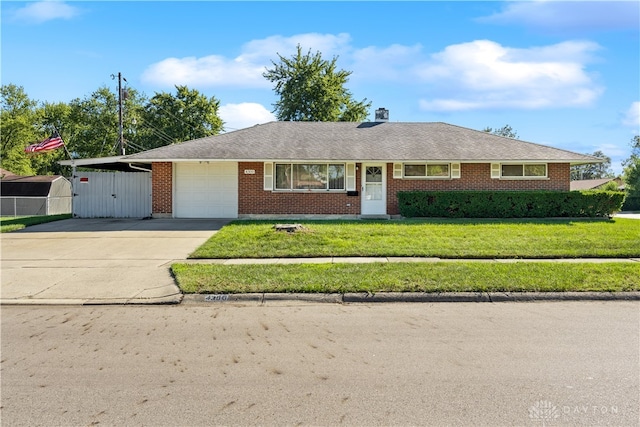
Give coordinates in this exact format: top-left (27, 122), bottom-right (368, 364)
top-left (263, 45), bottom-right (371, 122)
top-left (2, 83), bottom-right (224, 175)
top-left (31, 101), bottom-right (72, 175)
top-left (136, 85), bottom-right (223, 150)
top-left (570, 150), bottom-right (615, 180)
top-left (0, 84), bottom-right (41, 175)
top-left (67, 86), bottom-right (146, 158)
top-left (622, 136), bottom-right (640, 196)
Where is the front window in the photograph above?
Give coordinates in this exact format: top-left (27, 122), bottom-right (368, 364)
top-left (403, 163), bottom-right (450, 178)
top-left (275, 163), bottom-right (345, 191)
top-left (501, 164), bottom-right (547, 178)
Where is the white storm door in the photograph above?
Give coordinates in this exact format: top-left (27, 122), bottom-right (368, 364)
top-left (361, 164), bottom-right (386, 215)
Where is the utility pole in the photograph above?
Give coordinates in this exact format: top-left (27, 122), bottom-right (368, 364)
top-left (117, 72), bottom-right (125, 155)
top-left (112, 72), bottom-right (127, 155)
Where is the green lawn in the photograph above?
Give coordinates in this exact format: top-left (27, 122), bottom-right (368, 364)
top-left (176, 218), bottom-right (640, 294)
top-left (0, 214), bottom-right (72, 233)
top-left (172, 262), bottom-right (640, 294)
top-left (190, 218), bottom-right (640, 259)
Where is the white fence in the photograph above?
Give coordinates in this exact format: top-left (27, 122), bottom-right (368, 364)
top-left (73, 172), bottom-right (151, 218)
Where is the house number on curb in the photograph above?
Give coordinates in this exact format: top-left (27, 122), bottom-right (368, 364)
top-left (204, 294), bottom-right (229, 302)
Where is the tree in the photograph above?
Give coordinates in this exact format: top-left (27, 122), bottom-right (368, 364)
top-left (67, 86), bottom-right (147, 158)
top-left (67, 86), bottom-right (121, 158)
top-left (483, 124), bottom-right (519, 139)
top-left (263, 45), bottom-right (371, 122)
top-left (0, 84), bottom-right (41, 175)
top-left (136, 85), bottom-right (223, 150)
top-left (622, 135), bottom-right (640, 196)
top-left (570, 150), bottom-right (615, 180)
top-left (30, 101), bottom-right (72, 175)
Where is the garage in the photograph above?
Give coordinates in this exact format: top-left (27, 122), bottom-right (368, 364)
top-left (174, 162), bottom-right (238, 218)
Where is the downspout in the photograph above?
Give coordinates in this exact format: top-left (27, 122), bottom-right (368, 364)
top-left (128, 163), bottom-right (152, 173)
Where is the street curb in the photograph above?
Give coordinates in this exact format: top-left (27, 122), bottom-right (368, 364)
top-left (4, 292), bottom-right (639, 306)
top-left (344, 291), bottom-right (640, 303)
top-left (0, 294), bottom-right (184, 306)
top-left (180, 291), bottom-right (640, 304)
top-left (181, 293), bottom-right (343, 304)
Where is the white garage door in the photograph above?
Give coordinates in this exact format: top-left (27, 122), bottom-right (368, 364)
top-left (174, 162), bottom-right (238, 218)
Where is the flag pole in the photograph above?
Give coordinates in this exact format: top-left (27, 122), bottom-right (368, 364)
top-left (51, 125), bottom-right (73, 161)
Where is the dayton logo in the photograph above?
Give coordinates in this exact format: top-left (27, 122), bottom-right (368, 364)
top-left (529, 400), bottom-right (560, 425)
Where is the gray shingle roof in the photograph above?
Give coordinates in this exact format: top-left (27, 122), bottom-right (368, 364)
top-left (124, 121), bottom-right (600, 163)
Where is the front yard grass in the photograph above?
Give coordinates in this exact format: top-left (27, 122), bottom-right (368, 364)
top-left (172, 262), bottom-right (640, 294)
top-left (190, 218), bottom-right (640, 259)
top-left (177, 218), bottom-right (640, 294)
top-left (0, 214), bottom-right (72, 233)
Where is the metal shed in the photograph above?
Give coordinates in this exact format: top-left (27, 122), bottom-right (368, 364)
top-left (0, 170), bottom-right (72, 216)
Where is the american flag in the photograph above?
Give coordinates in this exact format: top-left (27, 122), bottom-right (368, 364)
top-left (25, 132), bottom-right (65, 153)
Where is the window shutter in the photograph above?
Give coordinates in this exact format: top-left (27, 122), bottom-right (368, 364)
top-left (346, 163), bottom-right (356, 191)
top-left (451, 163), bottom-right (461, 179)
top-left (491, 163), bottom-right (501, 179)
top-left (264, 162), bottom-right (273, 190)
top-left (393, 163), bottom-right (403, 179)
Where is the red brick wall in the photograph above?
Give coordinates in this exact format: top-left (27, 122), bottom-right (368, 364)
top-left (238, 162), bottom-right (361, 215)
top-left (152, 162), bottom-right (172, 214)
top-left (155, 161), bottom-right (570, 217)
top-left (387, 163), bottom-right (570, 215)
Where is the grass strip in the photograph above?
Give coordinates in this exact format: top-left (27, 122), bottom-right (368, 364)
top-left (190, 218), bottom-right (640, 259)
top-left (0, 214), bottom-right (72, 233)
top-left (172, 262), bottom-right (640, 294)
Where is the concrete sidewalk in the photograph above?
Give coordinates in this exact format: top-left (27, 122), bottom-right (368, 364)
top-left (1, 218), bottom-right (230, 305)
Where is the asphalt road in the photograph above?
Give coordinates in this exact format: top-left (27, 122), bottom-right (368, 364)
top-left (1, 301), bottom-right (638, 426)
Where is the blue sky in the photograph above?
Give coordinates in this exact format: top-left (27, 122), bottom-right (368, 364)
top-left (2, 1), bottom-right (639, 173)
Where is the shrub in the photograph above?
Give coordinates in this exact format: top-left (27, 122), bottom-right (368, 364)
top-left (622, 195), bottom-right (640, 211)
top-left (397, 191), bottom-right (625, 218)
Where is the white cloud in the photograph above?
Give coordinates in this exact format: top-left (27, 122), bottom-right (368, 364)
top-left (593, 142), bottom-right (629, 159)
top-left (239, 33), bottom-right (351, 64)
top-left (142, 55), bottom-right (270, 88)
top-left (477, 1), bottom-right (639, 32)
top-left (417, 39), bottom-right (604, 112)
top-left (351, 44), bottom-right (423, 81)
top-left (623, 102), bottom-right (640, 127)
top-left (141, 33), bottom-right (351, 88)
top-left (13, 1), bottom-right (80, 24)
top-left (219, 103), bottom-right (275, 132)
top-left (142, 33), bottom-right (605, 113)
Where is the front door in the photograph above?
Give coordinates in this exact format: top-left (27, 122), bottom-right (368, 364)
top-left (361, 164), bottom-right (386, 215)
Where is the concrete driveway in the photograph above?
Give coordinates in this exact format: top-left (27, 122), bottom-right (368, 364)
top-left (1, 218), bottom-right (230, 305)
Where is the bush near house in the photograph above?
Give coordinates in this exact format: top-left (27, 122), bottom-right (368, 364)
top-left (397, 191), bottom-right (625, 218)
top-left (622, 195), bottom-right (640, 211)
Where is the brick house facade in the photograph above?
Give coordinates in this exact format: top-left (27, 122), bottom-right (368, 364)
top-left (150, 161), bottom-right (571, 218)
top-left (117, 119), bottom-right (598, 219)
top-left (61, 120), bottom-right (600, 219)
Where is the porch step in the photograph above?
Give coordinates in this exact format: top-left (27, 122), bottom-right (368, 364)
top-left (359, 214), bottom-right (391, 220)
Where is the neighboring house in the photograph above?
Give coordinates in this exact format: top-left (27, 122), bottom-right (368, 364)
top-left (61, 111), bottom-right (601, 219)
top-left (0, 171), bottom-right (72, 216)
top-left (570, 178), bottom-right (625, 191)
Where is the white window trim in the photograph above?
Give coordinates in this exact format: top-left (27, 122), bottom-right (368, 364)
top-left (263, 162), bottom-right (273, 190)
top-left (271, 162), bottom-right (348, 192)
top-left (393, 163), bottom-right (403, 179)
top-left (346, 163), bottom-right (356, 191)
top-left (400, 162), bottom-right (454, 179)
top-left (498, 163), bottom-right (549, 180)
